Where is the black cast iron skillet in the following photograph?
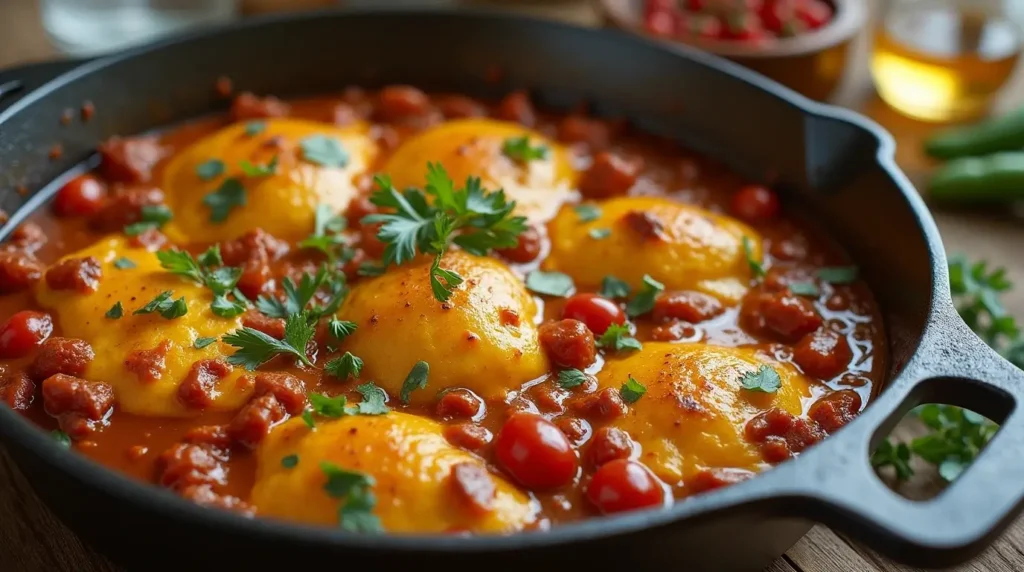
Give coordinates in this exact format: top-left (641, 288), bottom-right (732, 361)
top-left (1, 7), bottom-right (1023, 572)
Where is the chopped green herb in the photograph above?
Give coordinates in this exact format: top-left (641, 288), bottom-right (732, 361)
top-left (625, 274), bottom-right (664, 317)
top-left (157, 247), bottom-right (247, 318)
top-left (255, 267), bottom-right (346, 323)
top-left (817, 266), bottom-right (858, 285)
top-left (309, 392), bottom-right (349, 418)
top-left (789, 282), bottom-right (820, 297)
top-left (589, 228), bottom-right (611, 240)
top-left (302, 409), bottom-right (315, 429)
top-left (328, 319), bottom-right (357, 340)
top-left (51, 430), bottom-right (71, 448)
top-left (244, 121), bottom-right (266, 137)
top-left (299, 204), bottom-right (349, 260)
top-left (597, 323), bottom-right (642, 352)
top-left (525, 270), bottom-right (575, 297)
top-left (357, 262), bottom-right (386, 277)
top-left (222, 312), bottom-right (315, 370)
top-left (211, 294), bottom-right (247, 318)
top-left (738, 365), bottom-right (781, 393)
top-left (113, 257), bottom-right (136, 270)
top-left (557, 368), bottom-right (588, 389)
top-left (363, 164), bottom-right (527, 302)
top-left (573, 204), bottom-right (602, 223)
top-left (325, 352), bottom-right (363, 380)
top-left (502, 135), bottom-right (549, 163)
top-left (281, 454), bottom-right (299, 469)
top-left (320, 461), bottom-right (382, 534)
top-left (742, 236), bottom-right (765, 280)
top-left (133, 291), bottom-right (188, 320)
top-left (193, 336), bottom-right (217, 349)
top-left (353, 382), bottom-right (390, 415)
top-left (399, 361), bottom-right (429, 404)
top-left (870, 439), bottom-right (913, 480)
top-left (239, 155), bottom-right (278, 178)
top-left (203, 177), bottom-right (247, 223)
top-left (197, 245), bottom-right (223, 268)
top-left (300, 135), bottom-right (350, 168)
top-left (124, 204), bottom-right (173, 236)
top-left (196, 158), bottom-right (225, 181)
top-left (105, 302), bottom-right (124, 320)
top-left (620, 376), bottom-right (646, 404)
top-left (599, 275), bottom-right (631, 299)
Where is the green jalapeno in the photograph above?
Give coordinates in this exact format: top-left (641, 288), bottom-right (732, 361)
top-left (929, 151), bottom-right (1024, 203)
top-left (925, 108), bottom-right (1024, 159)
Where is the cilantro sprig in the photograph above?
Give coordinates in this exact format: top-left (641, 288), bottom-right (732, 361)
top-left (299, 204), bottom-right (350, 261)
top-left (157, 245), bottom-right (247, 318)
top-left (255, 266), bottom-right (346, 323)
top-left (222, 312), bottom-right (315, 370)
top-left (502, 135), bottom-right (549, 163)
top-left (321, 461), bottom-right (382, 533)
top-left (597, 323), bottom-right (642, 352)
top-left (362, 163), bottom-right (528, 302)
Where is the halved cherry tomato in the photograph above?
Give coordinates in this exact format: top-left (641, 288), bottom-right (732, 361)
top-left (796, 0), bottom-right (832, 29)
top-left (562, 294), bottom-right (626, 335)
top-left (53, 175), bottom-right (105, 217)
top-left (731, 184), bottom-right (780, 222)
top-left (494, 412), bottom-right (578, 490)
top-left (586, 459), bottom-right (667, 514)
top-left (0, 311), bottom-right (53, 358)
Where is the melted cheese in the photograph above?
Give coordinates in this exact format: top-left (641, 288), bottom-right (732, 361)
top-left (162, 119), bottom-right (377, 244)
top-left (34, 236), bottom-right (249, 416)
top-left (598, 343), bottom-right (811, 484)
top-left (253, 413), bottom-right (539, 532)
top-left (339, 251), bottom-right (548, 406)
top-left (545, 196), bottom-right (763, 303)
top-left (384, 118), bottom-right (577, 222)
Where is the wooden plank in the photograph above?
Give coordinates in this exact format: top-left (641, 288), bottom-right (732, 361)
top-left (785, 526), bottom-right (883, 572)
top-left (766, 557), bottom-right (802, 572)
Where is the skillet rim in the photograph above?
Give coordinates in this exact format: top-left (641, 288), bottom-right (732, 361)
top-left (0, 4), bottom-right (946, 553)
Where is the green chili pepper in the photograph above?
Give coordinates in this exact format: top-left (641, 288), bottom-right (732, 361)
top-left (925, 108), bottom-right (1024, 159)
top-left (929, 151), bottom-right (1024, 203)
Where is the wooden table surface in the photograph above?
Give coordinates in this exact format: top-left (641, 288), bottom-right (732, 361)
top-left (3, 1), bottom-right (1024, 571)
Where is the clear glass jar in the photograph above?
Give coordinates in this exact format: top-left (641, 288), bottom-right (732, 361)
top-left (40, 0), bottom-right (239, 57)
top-left (871, 0), bottom-right (1024, 122)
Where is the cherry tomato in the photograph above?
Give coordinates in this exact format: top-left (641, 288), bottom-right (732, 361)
top-left (759, 0), bottom-right (793, 33)
top-left (731, 184), bottom-right (780, 222)
top-left (644, 8), bottom-right (678, 37)
top-left (724, 11), bottom-right (766, 42)
top-left (53, 175), bottom-right (105, 217)
top-left (0, 311), bottom-right (53, 359)
top-left (562, 294), bottom-right (626, 335)
top-left (688, 14), bottom-right (724, 40)
top-left (494, 412), bottom-right (578, 490)
top-left (796, 0), bottom-right (832, 29)
top-left (586, 459), bottom-right (668, 514)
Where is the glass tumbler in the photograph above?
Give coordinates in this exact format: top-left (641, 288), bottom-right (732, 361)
top-left (40, 0), bottom-right (239, 57)
top-left (871, 0), bottom-right (1024, 122)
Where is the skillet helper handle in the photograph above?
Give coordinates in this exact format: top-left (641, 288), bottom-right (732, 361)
top-left (789, 307), bottom-right (1024, 568)
top-left (0, 59), bottom-right (86, 115)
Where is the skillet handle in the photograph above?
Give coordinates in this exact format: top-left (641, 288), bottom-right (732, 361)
top-left (0, 59), bottom-right (87, 115)
top-left (789, 301), bottom-right (1024, 568)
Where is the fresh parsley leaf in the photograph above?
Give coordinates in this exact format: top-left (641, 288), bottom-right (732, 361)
top-left (400, 361), bottom-right (429, 404)
top-left (620, 376), bottom-right (646, 404)
top-left (157, 247), bottom-right (246, 317)
top-left (193, 336), bottom-right (217, 349)
top-left (256, 267), bottom-right (347, 323)
top-left (203, 177), bottom-right (247, 223)
top-left (738, 365), bottom-right (781, 393)
top-left (281, 454), bottom-right (299, 469)
top-left (51, 430), bottom-right (71, 448)
top-left (599, 275), bottom-right (631, 299)
top-left (222, 312), bottom-right (315, 370)
top-left (320, 461), bottom-right (382, 534)
top-left (625, 274), bottom-right (664, 317)
top-left (299, 204), bottom-right (348, 260)
top-left (196, 158), bottom-right (225, 181)
top-left (239, 155), bottom-right (278, 178)
top-left (909, 404), bottom-right (997, 482)
top-left (244, 121), bottom-right (266, 136)
top-left (364, 164), bottom-right (528, 302)
top-left (589, 228), bottom-right (611, 240)
top-left (574, 204), bottom-right (602, 223)
top-left (557, 368), bottom-right (588, 389)
top-left (302, 409), bottom-right (315, 429)
top-left (124, 204), bottom-right (173, 236)
top-left (325, 352), bottom-right (363, 380)
top-left (105, 302), bottom-right (123, 320)
top-left (502, 135), bottom-right (549, 163)
top-left (211, 294), bottom-right (246, 318)
top-left (133, 291), bottom-right (187, 319)
top-left (310, 392), bottom-right (348, 418)
top-left (743, 236), bottom-right (765, 279)
top-left (597, 323), bottom-right (642, 352)
top-left (817, 266), bottom-right (858, 285)
top-left (197, 245), bottom-right (223, 268)
top-left (789, 282), bottom-right (820, 297)
top-left (301, 135), bottom-right (349, 168)
top-left (113, 257), bottom-right (136, 270)
top-left (353, 382), bottom-right (389, 415)
top-left (157, 249), bottom-right (205, 283)
top-left (870, 438), bottom-right (914, 480)
top-left (525, 270), bottom-right (574, 297)
top-left (328, 319), bottom-right (357, 340)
